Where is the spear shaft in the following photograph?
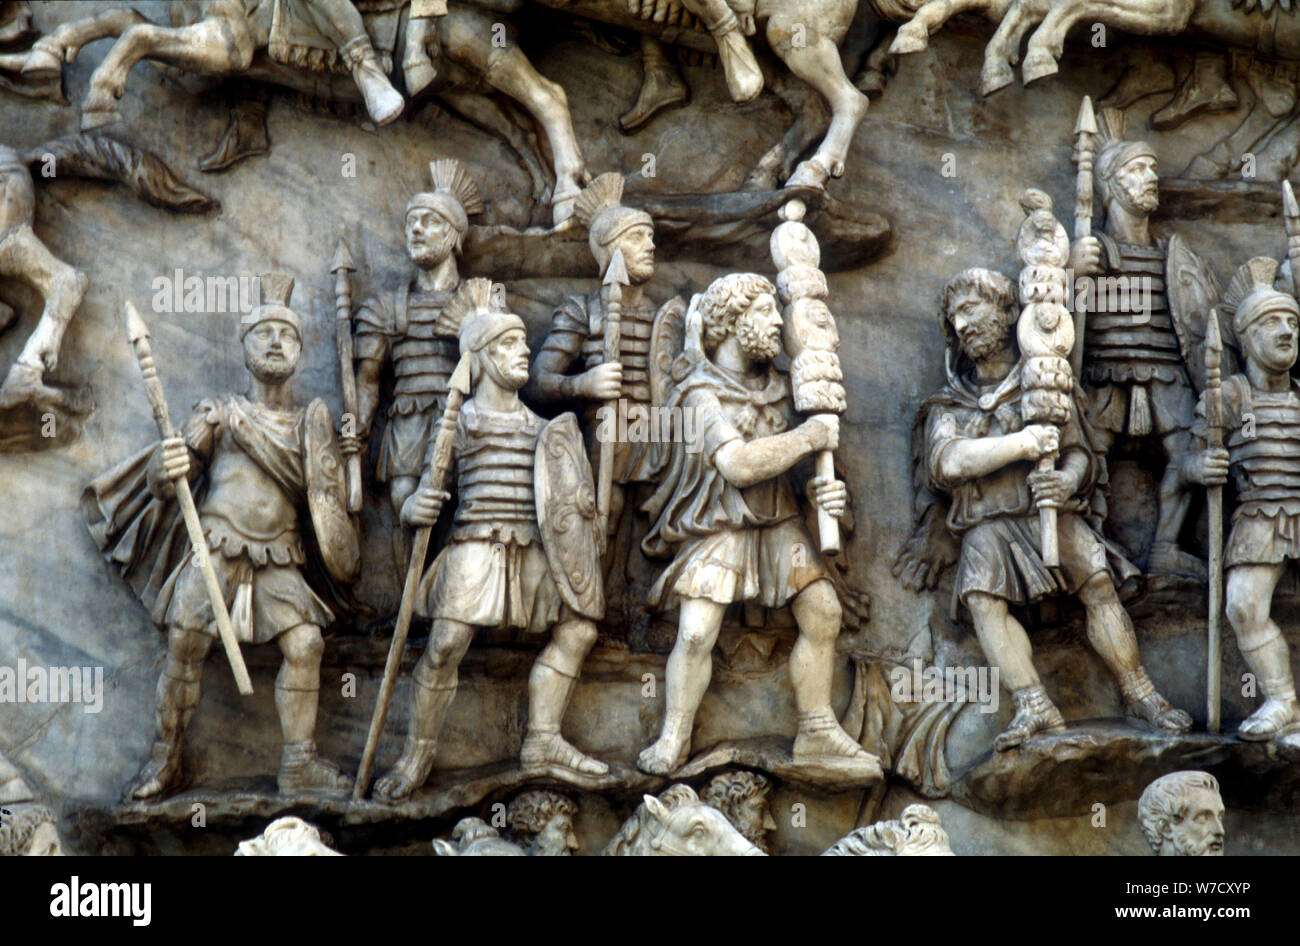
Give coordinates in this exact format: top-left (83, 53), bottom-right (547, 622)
top-left (125, 301), bottom-right (253, 696)
top-left (1205, 309), bottom-right (1224, 733)
top-left (332, 237), bottom-right (362, 513)
top-left (1071, 95), bottom-right (1098, 379)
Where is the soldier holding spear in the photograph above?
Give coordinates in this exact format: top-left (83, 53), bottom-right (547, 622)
top-left (83, 276), bottom-right (360, 799)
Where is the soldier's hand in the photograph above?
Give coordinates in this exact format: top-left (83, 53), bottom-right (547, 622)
top-left (808, 475), bottom-right (848, 519)
top-left (581, 363), bottom-right (623, 401)
top-left (401, 487), bottom-right (450, 528)
top-left (1069, 236), bottom-right (1103, 276)
top-left (803, 415), bottom-right (839, 452)
top-left (1189, 447), bottom-right (1230, 486)
top-left (161, 436), bottom-right (190, 481)
top-left (1028, 468), bottom-right (1073, 508)
top-left (1020, 424), bottom-right (1059, 460)
top-left (337, 431), bottom-right (364, 458)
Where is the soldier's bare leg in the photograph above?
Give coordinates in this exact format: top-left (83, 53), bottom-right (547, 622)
top-left (637, 596), bottom-right (727, 774)
top-left (682, 0), bottom-right (762, 103)
top-left (1076, 573), bottom-right (1192, 733)
top-left (522, 618), bottom-right (608, 776)
top-left (307, 0), bottom-right (404, 124)
top-left (1226, 563), bottom-right (1300, 740)
top-left (965, 591), bottom-right (1066, 750)
top-left (275, 624), bottom-right (352, 794)
top-left (389, 474), bottom-right (419, 570)
top-left (789, 579), bottom-right (881, 768)
top-left (1148, 428), bottom-right (1205, 580)
top-left (620, 36), bottom-right (689, 133)
top-left (125, 626), bottom-right (212, 800)
top-left (373, 618), bottom-right (474, 801)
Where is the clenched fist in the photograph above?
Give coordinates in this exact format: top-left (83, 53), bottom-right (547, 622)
top-left (401, 486), bottom-right (450, 528)
top-left (808, 474), bottom-right (848, 519)
top-left (161, 436), bottom-right (190, 481)
top-left (579, 363), bottom-right (622, 400)
top-left (1019, 424), bottom-right (1059, 461)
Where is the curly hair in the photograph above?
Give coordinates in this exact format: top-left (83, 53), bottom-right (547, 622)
top-left (941, 268), bottom-right (1017, 327)
top-left (1138, 771), bottom-right (1220, 852)
top-left (0, 804), bottom-right (57, 856)
top-left (507, 790), bottom-right (578, 835)
top-left (701, 771), bottom-right (771, 811)
top-left (699, 273), bottom-right (777, 353)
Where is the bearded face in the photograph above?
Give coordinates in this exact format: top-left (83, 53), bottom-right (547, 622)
top-left (735, 292), bottom-right (783, 363)
top-left (406, 208), bottom-right (459, 269)
top-left (243, 321), bottom-right (301, 383)
top-left (1164, 787), bottom-right (1225, 856)
top-left (731, 795), bottom-right (777, 853)
top-left (1113, 154), bottom-right (1159, 216)
top-left (479, 328), bottom-right (530, 391)
top-left (532, 813), bottom-right (579, 856)
top-left (947, 289), bottom-right (1011, 362)
top-left (610, 224), bottom-right (655, 285)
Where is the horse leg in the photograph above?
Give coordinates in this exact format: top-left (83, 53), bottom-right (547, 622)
top-left (0, 225), bottom-right (87, 390)
top-left (891, 0), bottom-right (1011, 55)
top-left (979, 0), bottom-right (1054, 95)
top-left (440, 12), bottom-right (587, 225)
top-left (744, 71), bottom-right (828, 191)
top-left (1022, 0), bottom-right (1194, 85)
top-left (82, 18), bottom-right (255, 130)
top-left (21, 6), bottom-right (150, 78)
top-left (772, 33), bottom-right (868, 189)
top-left (440, 88), bottom-right (554, 218)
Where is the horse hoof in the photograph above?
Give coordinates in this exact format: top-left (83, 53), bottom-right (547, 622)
top-left (81, 107), bottom-right (121, 131)
top-left (980, 61), bottom-right (1014, 96)
top-left (786, 157), bottom-right (833, 190)
top-left (890, 23), bottom-right (929, 55)
top-left (21, 44), bottom-right (61, 79)
top-left (1021, 50), bottom-right (1059, 85)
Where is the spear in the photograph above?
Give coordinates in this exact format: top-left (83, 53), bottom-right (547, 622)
top-left (331, 235), bottom-right (363, 513)
top-left (597, 247), bottom-right (629, 544)
top-left (125, 301), bottom-right (253, 696)
top-left (1284, 181), bottom-right (1300, 298)
top-left (1204, 308), bottom-right (1224, 733)
top-left (1071, 95), bottom-right (1098, 379)
top-left (354, 353), bottom-right (471, 799)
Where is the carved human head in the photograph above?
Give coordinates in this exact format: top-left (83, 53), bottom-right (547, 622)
top-left (453, 278), bottom-right (529, 391)
top-left (575, 173), bottom-right (654, 282)
top-left (241, 273), bottom-right (301, 383)
top-left (0, 804), bottom-right (63, 856)
top-left (1227, 259), bottom-right (1300, 374)
top-left (1099, 146), bottom-right (1158, 217)
top-left (1138, 771), bottom-right (1225, 856)
top-left (507, 790), bottom-right (579, 856)
top-left (700, 771), bottom-right (776, 853)
top-left (699, 272), bottom-right (782, 363)
top-left (404, 159), bottom-right (483, 267)
top-left (940, 267), bottom-right (1017, 363)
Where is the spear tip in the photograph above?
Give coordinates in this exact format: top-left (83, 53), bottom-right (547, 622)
top-left (1284, 179), bottom-right (1299, 220)
top-left (1206, 307), bottom-right (1223, 360)
top-left (604, 247), bottom-right (630, 288)
top-left (1075, 95), bottom-right (1098, 137)
top-left (330, 234), bottom-right (356, 274)
top-left (449, 351), bottom-right (473, 397)
top-left (125, 299), bottom-right (150, 345)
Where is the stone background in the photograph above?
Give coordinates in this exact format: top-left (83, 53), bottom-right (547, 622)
top-left (2, 1), bottom-right (1298, 853)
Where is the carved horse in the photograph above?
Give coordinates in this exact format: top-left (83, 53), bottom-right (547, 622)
top-left (23, 0), bottom-right (898, 199)
top-left (887, 0), bottom-right (1300, 98)
top-left (600, 784), bottom-right (765, 855)
top-left (20, 1), bottom-right (588, 223)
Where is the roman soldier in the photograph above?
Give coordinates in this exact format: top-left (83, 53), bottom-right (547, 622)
top-left (636, 272), bottom-right (882, 778)
top-left (1186, 259), bottom-right (1300, 742)
top-left (373, 279), bottom-right (608, 800)
top-left (83, 274), bottom-right (360, 800)
top-left (530, 173), bottom-right (685, 620)
top-left (352, 159), bottom-right (483, 566)
top-left (1069, 108), bottom-right (1205, 581)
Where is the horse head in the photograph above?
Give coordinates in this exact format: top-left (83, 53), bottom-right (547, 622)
top-left (640, 784), bottom-right (765, 857)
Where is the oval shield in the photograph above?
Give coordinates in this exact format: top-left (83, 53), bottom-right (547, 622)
top-left (304, 398), bottom-right (361, 584)
top-left (535, 412), bottom-right (604, 620)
